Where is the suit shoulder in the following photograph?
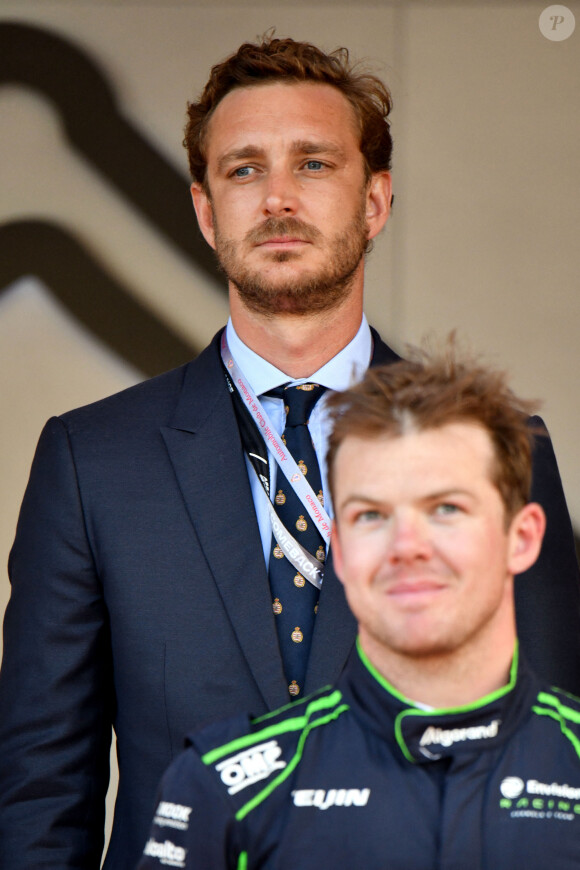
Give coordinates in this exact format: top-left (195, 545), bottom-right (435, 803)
top-left (369, 327), bottom-right (401, 366)
top-left (56, 332), bottom-right (223, 431)
top-left (64, 363), bottom-right (186, 419)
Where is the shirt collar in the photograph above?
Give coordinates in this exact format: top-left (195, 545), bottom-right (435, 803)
top-left (225, 316), bottom-right (372, 398)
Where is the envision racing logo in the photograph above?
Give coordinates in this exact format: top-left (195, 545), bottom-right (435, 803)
top-left (215, 740), bottom-right (286, 795)
top-left (500, 777), bottom-right (525, 799)
top-left (499, 776), bottom-right (580, 821)
top-left (420, 718), bottom-right (500, 748)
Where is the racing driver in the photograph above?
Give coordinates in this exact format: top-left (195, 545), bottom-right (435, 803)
top-left (138, 342), bottom-right (580, 869)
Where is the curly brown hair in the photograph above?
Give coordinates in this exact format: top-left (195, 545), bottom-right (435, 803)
top-left (184, 35), bottom-right (393, 190)
top-left (326, 340), bottom-right (540, 523)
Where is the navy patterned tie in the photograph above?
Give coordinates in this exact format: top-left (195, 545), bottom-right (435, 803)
top-left (267, 383), bottom-right (326, 700)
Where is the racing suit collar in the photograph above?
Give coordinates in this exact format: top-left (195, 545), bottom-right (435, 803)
top-left (342, 638), bottom-right (540, 765)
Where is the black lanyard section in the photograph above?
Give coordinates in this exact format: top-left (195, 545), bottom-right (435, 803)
top-left (224, 367), bottom-right (275, 499)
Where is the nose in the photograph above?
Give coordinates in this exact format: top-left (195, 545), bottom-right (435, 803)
top-left (262, 166), bottom-right (300, 217)
top-left (386, 512), bottom-right (432, 565)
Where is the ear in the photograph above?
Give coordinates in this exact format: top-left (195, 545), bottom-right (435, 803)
top-left (190, 182), bottom-right (216, 249)
top-left (330, 520), bottom-right (345, 586)
top-left (507, 502), bottom-right (546, 576)
top-left (366, 171), bottom-right (392, 241)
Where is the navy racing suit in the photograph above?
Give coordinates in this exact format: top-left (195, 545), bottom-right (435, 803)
top-left (138, 640), bottom-right (580, 869)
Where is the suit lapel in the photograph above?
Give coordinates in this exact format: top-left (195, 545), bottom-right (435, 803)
top-left (161, 333), bottom-right (289, 711)
top-left (162, 328), bottom-right (400, 706)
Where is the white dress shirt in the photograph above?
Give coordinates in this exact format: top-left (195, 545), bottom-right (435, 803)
top-left (225, 316), bottom-right (373, 566)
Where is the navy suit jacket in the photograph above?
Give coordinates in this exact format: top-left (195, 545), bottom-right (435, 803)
top-left (0, 328), bottom-right (579, 869)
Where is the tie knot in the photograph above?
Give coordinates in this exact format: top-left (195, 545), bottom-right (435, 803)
top-left (281, 383), bottom-right (325, 426)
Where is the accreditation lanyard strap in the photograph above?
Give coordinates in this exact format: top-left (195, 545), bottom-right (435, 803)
top-left (221, 331), bottom-right (332, 546)
top-left (223, 365), bottom-right (325, 590)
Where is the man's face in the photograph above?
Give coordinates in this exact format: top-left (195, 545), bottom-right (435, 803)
top-left (191, 81), bottom-right (390, 316)
top-left (332, 422), bottom-right (538, 664)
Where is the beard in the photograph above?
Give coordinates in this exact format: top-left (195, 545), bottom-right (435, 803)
top-left (212, 201), bottom-right (369, 317)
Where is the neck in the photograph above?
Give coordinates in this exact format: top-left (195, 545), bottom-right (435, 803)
top-left (229, 282), bottom-right (364, 379)
top-left (360, 618), bottom-right (517, 709)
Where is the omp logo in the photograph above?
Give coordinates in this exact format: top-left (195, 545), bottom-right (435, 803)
top-left (143, 838), bottom-right (187, 868)
top-left (153, 801), bottom-right (192, 831)
top-left (420, 718), bottom-right (500, 748)
top-left (215, 740), bottom-right (286, 795)
top-left (292, 788), bottom-right (371, 810)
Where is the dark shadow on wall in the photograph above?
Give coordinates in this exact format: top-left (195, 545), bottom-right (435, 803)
top-left (0, 20), bottom-right (222, 286)
top-left (0, 20), bottom-right (223, 376)
top-left (0, 221), bottom-right (196, 377)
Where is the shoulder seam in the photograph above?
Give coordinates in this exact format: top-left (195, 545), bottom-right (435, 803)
top-left (533, 694), bottom-right (580, 761)
top-left (201, 689), bottom-right (344, 766)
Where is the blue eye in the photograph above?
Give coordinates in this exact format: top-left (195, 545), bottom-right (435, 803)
top-left (233, 166), bottom-right (253, 178)
top-left (356, 510), bottom-right (381, 523)
top-left (434, 503), bottom-right (460, 516)
top-left (305, 160), bottom-right (324, 171)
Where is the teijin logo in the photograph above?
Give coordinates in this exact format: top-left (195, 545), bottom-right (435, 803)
top-left (292, 788), bottom-right (371, 810)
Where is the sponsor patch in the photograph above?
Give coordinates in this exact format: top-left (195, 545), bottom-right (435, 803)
top-left (153, 801), bottom-right (193, 831)
top-left (292, 788), bottom-right (371, 810)
top-left (143, 838), bottom-right (187, 868)
top-left (500, 777), bottom-right (525, 799)
top-left (215, 739), bottom-right (286, 795)
top-left (499, 776), bottom-right (580, 822)
top-left (420, 718), bottom-right (500, 748)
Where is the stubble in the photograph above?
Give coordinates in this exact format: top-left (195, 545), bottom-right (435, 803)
top-left (212, 204), bottom-right (369, 317)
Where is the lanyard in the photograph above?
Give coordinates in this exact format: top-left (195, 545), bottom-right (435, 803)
top-left (221, 332), bottom-right (332, 542)
top-left (221, 333), bottom-right (332, 588)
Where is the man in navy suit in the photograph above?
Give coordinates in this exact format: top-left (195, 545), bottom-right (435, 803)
top-left (0, 36), bottom-right (579, 869)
